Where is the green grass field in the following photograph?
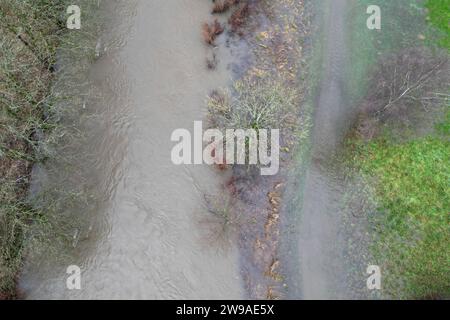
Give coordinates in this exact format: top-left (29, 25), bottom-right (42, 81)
top-left (425, 0), bottom-right (450, 50)
top-left (351, 129), bottom-right (450, 298)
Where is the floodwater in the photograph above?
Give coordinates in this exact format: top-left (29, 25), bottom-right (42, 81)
top-left (19, 0), bottom-right (368, 300)
top-left (19, 0), bottom-right (242, 299)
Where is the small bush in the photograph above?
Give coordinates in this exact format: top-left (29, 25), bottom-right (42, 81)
top-left (212, 0), bottom-right (240, 14)
top-left (199, 193), bottom-right (240, 249)
top-left (208, 78), bottom-right (298, 131)
top-left (202, 19), bottom-right (225, 45)
top-left (355, 47), bottom-right (449, 140)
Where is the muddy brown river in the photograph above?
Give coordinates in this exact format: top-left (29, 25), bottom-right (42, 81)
top-left (19, 0), bottom-right (242, 299)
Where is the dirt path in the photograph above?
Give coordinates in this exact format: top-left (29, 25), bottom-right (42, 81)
top-left (298, 0), bottom-right (351, 299)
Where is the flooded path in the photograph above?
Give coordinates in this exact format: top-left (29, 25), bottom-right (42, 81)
top-left (297, 0), bottom-right (353, 299)
top-left (20, 0), bottom-right (242, 299)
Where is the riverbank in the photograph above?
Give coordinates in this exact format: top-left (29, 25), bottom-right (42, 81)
top-left (0, 0), bottom-right (68, 298)
top-left (0, 0), bottom-right (105, 299)
top-left (204, 0), bottom-right (313, 299)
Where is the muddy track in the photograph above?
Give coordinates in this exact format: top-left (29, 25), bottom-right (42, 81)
top-left (297, 0), bottom-right (351, 299)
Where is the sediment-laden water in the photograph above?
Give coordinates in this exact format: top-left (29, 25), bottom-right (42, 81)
top-left (19, 0), bottom-right (242, 299)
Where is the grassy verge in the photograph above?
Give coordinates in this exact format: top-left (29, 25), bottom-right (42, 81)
top-left (345, 0), bottom-right (450, 298)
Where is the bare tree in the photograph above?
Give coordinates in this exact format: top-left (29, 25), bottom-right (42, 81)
top-left (366, 47), bottom-right (449, 119)
top-left (357, 47), bottom-right (449, 140)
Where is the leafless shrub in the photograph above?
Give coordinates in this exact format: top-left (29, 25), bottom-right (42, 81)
top-left (212, 0), bottom-right (240, 14)
top-left (206, 51), bottom-right (218, 70)
top-left (366, 47), bottom-right (449, 120)
top-left (202, 19), bottom-right (224, 45)
top-left (207, 79), bottom-right (298, 131)
top-left (357, 47), bottom-right (449, 139)
top-left (355, 111), bottom-right (380, 141)
top-left (207, 89), bottom-right (231, 127)
top-left (198, 193), bottom-right (240, 250)
top-left (212, 1), bottom-right (229, 14)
